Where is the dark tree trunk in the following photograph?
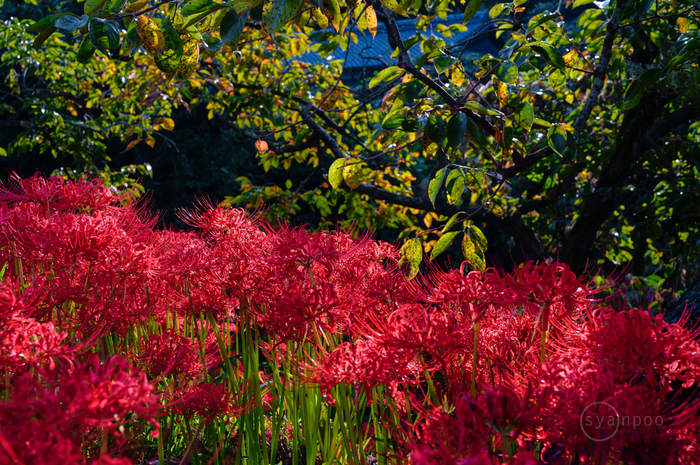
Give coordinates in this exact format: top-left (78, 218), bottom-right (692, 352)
top-left (664, 278), bottom-right (700, 324)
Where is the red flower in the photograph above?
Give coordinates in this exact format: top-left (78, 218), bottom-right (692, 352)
top-left (0, 355), bottom-right (160, 464)
top-left (173, 382), bottom-right (253, 424)
top-left (134, 329), bottom-right (201, 378)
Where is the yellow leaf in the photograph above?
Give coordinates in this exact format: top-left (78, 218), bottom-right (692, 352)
top-left (450, 66), bottom-right (466, 87)
top-left (145, 135), bottom-right (156, 148)
top-left (677, 17), bottom-right (689, 34)
top-left (156, 117), bottom-right (175, 131)
top-left (136, 16), bottom-right (164, 54)
top-left (365, 5), bottom-right (377, 38)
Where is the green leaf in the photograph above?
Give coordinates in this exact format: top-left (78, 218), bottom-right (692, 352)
top-left (220, 9), bottom-right (247, 48)
top-left (426, 114), bottom-right (446, 144)
top-left (622, 81), bottom-right (643, 110)
top-left (77, 35), bottom-right (96, 63)
top-left (548, 68), bottom-right (566, 88)
top-left (441, 213), bottom-right (461, 233)
top-left (32, 26), bottom-right (57, 49)
top-left (526, 12), bottom-right (560, 36)
top-left (572, 0), bottom-right (594, 6)
top-left (382, 113), bottom-right (406, 131)
top-left (435, 56), bottom-right (455, 74)
top-left (496, 60), bottom-right (518, 84)
top-left (401, 115), bottom-right (427, 132)
top-left (462, 233), bottom-right (486, 271)
top-left (28, 13), bottom-right (72, 33)
top-left (635, 0), bottom-right (654, 17)
top-left (84, 0), bottom-right (106, 14)
top-left (182, 0), bottom-right (213, 16)
top-left (489, 3), bottom-right (509, 18)
top-left (262, 0), bottom-right (302, 32)
top-left (0, 147), bottom-right (7, 157)
top-left (515, 102), bottom-right (534, 131)
top-left (379, 0), bottom-right (409, 17)
top-left (89, 18), bottom-right (120, 54)
top-left (446, 113), bottom-right (467, 149)
top-left (230, 0), bottom-right (263, 14)
top-left (445, 169), bottom-right (466, 205)
top-left (153, 19), bottom-right (183, 73)
top-left (369, 66), bottom-right (404, 89)
top-left (463, 0), bottom-right (485, 23)
top-left (487, 203), bottom-right (505, 218)
top-left (527, 43), bottom-right (566, 71)
top-left (54, 14), bottom-right (88, 32)
top-left (465, 169), bottom-right (485, 191)
top-left (103, 0), bottom-right (126, 14)
top-left (398, 238), bottom-right (423, 279)
top-left (428, 167), bottom-right (448, 207)
top-left (430, 231), bottom-right (460, 260)
top-left (463, 101), bottom-right (504, 116)
top-left (466, 117), bottom-right (486, 146)
top-left (547, 125), bottom-right (567, 156)
top-left (468, 225), bottom-right (488, 252)
top-left (328, 158), bottom-right (346, 189)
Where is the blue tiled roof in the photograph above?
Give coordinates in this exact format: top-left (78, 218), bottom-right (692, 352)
top-left (298, 11), bottom-right (498, 80)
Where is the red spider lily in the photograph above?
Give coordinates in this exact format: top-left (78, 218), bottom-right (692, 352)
top-left (354, 303), bottom-right (470, 371)
top-left (534, 352), bottom-right (700, 464)
top-left (266, 225), bottom-right (372, 277)
top-left (0, 173), bottom-right (126, 214)
top-left (407, 384), bottom-right (543, 465)
top-left (407, 393), bottom-right (493, 463)
top-left (421, 263), bottom-right (504, 324)
top-left (304, 339), bottom-right (418, 401)
top-left (583, 307), bottom-right (700, 390)
top-left (0, 317), bottom-right (69, 372)
top-left (172, 382), bottom-right (254, 424)
top-left (0, 277), bottom-right (45, 322)
top-left (501, 261), bottom-right (594, 323)
top-left (0, 355), bottom-right (160, 464)
top-left (258, 280), bottom-right (345, 343)
top-left (133, 329), bottom-right (201, 379)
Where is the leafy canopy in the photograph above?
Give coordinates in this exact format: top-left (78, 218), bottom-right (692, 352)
top-left (4, 0), bottom-right (700, 295)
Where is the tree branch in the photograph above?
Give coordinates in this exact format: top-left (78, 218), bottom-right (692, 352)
top-left (572, 0), bottom-right (628, 141)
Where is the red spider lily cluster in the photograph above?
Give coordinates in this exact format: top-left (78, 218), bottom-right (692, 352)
top-left (1, 174), bottom-right (699, 464)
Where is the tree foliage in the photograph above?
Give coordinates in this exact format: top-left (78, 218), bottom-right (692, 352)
top-left (2, 0), bottom-right (700, 298)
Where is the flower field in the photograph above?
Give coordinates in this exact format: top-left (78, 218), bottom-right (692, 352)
top-left (1, 175), bottom-right (699, 464)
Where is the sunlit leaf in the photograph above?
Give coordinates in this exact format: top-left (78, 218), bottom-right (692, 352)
top-left (398, 238), bottom-right (423, 279)
top-left (365, 5), bottom-right (377, 37)
top-left (379, 0), bottom-right (409, 17)
top-left (343, 160), bottom-right (364, 189)
top-left (515, 102), bottom-right (534, 131)
top-left (369, 66), bottom-right (404, 89)
top-left (429, 167), bottom-right (448, 207)
top-left (328, 158), bottom-right (346, 189)
top-left (263, 0), bottom-right (303, 33)
top-left (430, 231), bottom-right (460, 260)
top-left (153, 20), bottom-right (183, 73)
top-left (463, 101), bottom-right (504, 116)
top-left (446, 169), bottom-right (466, 205)
top-left (442, 212), bottom-right (461, 233)
top-left (462, 233), bottom-right (486, 271)
top-left (496, 60), bottom-right (518, 84)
